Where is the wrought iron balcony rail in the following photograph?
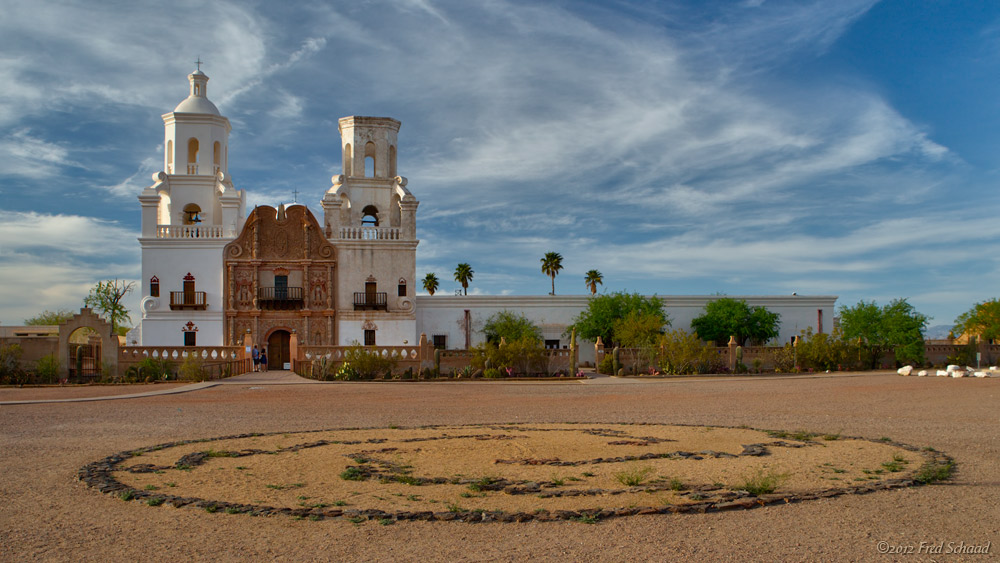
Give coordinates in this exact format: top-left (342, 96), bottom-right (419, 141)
top-left (354, 292), bottom-right (388, 311)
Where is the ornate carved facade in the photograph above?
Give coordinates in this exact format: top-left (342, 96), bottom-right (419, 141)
top-left (223, 204), bottom-right (337, 348)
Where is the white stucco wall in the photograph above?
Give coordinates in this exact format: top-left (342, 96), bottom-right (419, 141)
top-left (138, 240), bottom-right (229, 346)
top-left (338, 319), bottom-right (417, 347)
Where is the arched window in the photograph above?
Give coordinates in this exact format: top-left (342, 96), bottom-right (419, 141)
top-left (364, 141), bottom-right (377, 177)
top-left (187, 138), bottom-right (199, 174)
top-left (150, 276), bottom-right (159, 297)
top-left (182, 203), bottom-right (202, 225)
top-left (166, 140), bottom-right (173, 173)
top-left (361, 205), bottom-right (379, 227)
top-left (389, 145), bottom-right (397, 177)
top-left (344, 143), bottom-right (352, 176)
top-left (213, 141), bottom-right (221, 174)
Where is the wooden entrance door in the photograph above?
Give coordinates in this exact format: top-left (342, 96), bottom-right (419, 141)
top-left (267, 330), bottom-right (291, 370)
top-left (365, 281), bottom-right (376, 306)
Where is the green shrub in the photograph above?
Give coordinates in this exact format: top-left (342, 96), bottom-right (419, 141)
top-left (342, 344), bottom-right (396, 379)
top-left (914, 460), bottom-right (955, 484)
top-left (179, 354), bottom-right (206, 381)
top-left (125, 357), bottom-right (175, 382)
top-left (795, 328), bottom-right (862, 371)
top-left (770, 345), bottom-right (796, 373)
top-left (483, 367), bottom-right (502, 378)
top-left (34, 353), bottom-right (60, 384)
top-left (657, 330), bottom-right (722, 375)
top-left (1, 343), bottom-right (28, 385)
top-left (472, 336), bottom-right (546, 375)
top-left (340, 467), bottom-right (367, 481)
top-left (597, 353), bottom-right (615, 375)
top-left (311, 356), bottom-right (337, 381)
top-left (335, 362), bottom-right (361, 381)
top-left (615, 466), bottom-right (653, 487)
top-left (734, 469), bottom-right (788, 495)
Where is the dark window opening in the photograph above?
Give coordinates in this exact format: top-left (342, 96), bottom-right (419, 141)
top-left (398, 282), bottom-right (406, 297)
top-left (184, 332), bottom-right (196, 347)
top-left (364, 330), bottom-right (376, 346)
top-left (150, 276), bottom-right (159, 297)
top-left (545, 339), bottom-right (560, 349)
top-left (275, 275), bottom-right (288, 301)
top-left (433, 335), bottom-right (447, 349)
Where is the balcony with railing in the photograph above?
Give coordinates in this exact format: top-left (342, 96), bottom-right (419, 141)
top-left (156, 225), bottom-right (228, 238)
top-left (170, 291), bottom-right (208, 310)
top-left (354, 292), bottom-right (388, 311)
top-left (339, 226), bottom-right (402, 240)
top-left (258, 286), bottom-right (304, 310)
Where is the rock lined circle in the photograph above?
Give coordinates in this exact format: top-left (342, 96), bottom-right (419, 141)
top-left (78, 423), bottom-right (953, 523)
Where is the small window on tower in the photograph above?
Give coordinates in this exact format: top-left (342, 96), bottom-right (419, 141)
top-left (150, 276), bottom-right (160, 297)
top-left (398, 278), bottom-right (406, 297)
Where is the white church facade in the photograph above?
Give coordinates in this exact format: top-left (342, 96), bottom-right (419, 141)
top-left (134, 69), bottom-right (837, 365)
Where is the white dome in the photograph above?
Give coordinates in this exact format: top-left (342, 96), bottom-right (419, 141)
top-left (173, 95), bottom-right (220, 115)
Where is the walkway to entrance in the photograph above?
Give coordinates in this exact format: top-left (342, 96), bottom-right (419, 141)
top-left (0, 370), bottom-right (319, 405)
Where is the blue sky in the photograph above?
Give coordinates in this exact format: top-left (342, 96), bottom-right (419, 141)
top-left (1, 0), bottom-right (999, 334)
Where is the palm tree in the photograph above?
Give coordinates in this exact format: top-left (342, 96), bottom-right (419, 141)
top-left (454, 263), bottom-right (474, 295)
top-left (541, 252), bottom-right (563, 295)
top-left (584, 269), bottom-right (603, 295)
top-left (422, 273), bottom-right (439, 296)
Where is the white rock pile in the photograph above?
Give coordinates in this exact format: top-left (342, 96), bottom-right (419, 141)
top-left (901, 365), bottom-right (1000, 378)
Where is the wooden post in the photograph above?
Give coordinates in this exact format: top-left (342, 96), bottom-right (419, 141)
top-left (728, 335), bottom-right (737, 371)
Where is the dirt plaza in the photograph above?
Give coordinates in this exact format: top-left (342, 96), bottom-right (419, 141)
top-left (1, 372), bottom-right (996, 561)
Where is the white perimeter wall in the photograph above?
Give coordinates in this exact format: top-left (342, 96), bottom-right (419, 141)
top-left (416, 295), bottom-right (838, 365)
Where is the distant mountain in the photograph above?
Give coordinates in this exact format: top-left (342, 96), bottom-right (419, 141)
top-left (925, 324), bottom-right (954, 340)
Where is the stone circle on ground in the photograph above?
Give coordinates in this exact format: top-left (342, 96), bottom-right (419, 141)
top-left (79, 423), bottom-right (953, 523)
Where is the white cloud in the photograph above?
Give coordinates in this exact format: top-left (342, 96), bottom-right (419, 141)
top-left (0, 211), bottom-right (139, 324)
top-left (0, 129), bottom-right (75, 178)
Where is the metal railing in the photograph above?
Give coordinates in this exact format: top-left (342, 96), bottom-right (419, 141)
top-left (354, 292), bottom-right (387, 310)
top-left (257, 286), bottom-right (304, 310)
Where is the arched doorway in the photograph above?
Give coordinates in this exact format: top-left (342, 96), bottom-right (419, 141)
top-left (267, 330), bottom-right (291, 370)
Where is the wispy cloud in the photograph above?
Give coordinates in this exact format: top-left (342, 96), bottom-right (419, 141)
top-left (0, 211), bottom-right (140, 324)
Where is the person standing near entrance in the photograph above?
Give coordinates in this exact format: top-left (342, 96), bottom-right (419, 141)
top-left (260, 348), bottom-right (268, 372)
top-left (252, 345), bottom-right (260, 372)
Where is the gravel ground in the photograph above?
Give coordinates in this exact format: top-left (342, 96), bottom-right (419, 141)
top-left (1, 373), bottom-right (997, 562)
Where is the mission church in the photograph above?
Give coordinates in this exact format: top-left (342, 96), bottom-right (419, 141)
top-left (131, 69), bottom-right (836, 366)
